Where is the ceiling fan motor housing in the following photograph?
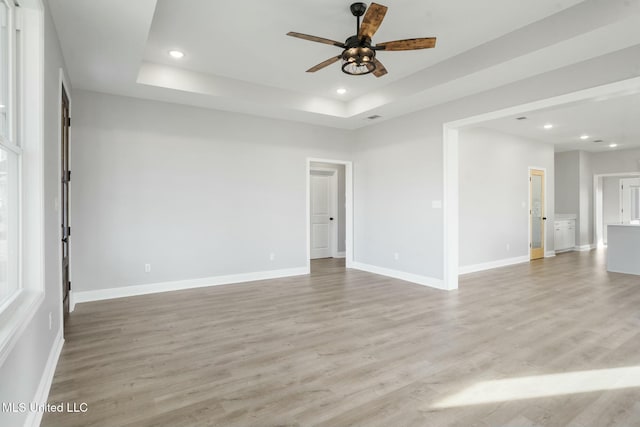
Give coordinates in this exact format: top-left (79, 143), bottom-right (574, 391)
top-left (350, 2), bottom-right (367, 17)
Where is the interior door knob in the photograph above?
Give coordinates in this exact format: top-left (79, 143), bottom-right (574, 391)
top-left (330, 217), bottom-right (334, 221)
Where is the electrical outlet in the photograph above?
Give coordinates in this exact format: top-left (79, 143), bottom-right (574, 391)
top-left (394, 252), bottom-right (400, 261)
top-left (48, 312), bottom-right (52, 330)
top-left (144, 264), bottom-right (151, 273)
top-left (269, 253), bottom-right (276, 261)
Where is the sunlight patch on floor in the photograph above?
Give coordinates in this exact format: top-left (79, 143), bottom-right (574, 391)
top-left (432, 366), bottom-right (640, 408)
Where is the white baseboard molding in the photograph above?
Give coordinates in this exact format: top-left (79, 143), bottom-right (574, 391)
top-left (333, 252), bottom-right (346, 259)
top-left (545, 251), bottom-right (556, 258)
top-left (350, 262), bottom-right (446, 290)
top-left (71, 267), bottom-right (309, 306)
top-left (574, 244), bottom-right (595, 252)
top-left (25, 329), bottom-right (64, 427)
top-left (459, 255), bottom-right (529, 275)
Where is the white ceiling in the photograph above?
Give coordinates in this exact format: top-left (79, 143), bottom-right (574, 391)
top-left (143, 0), bottom-right (583, 101)
top-left (48, 0), bottom-right (640, 129)
top-left (477, 92), bottom-right (640, 152)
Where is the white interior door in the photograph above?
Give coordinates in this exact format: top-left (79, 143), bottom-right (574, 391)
top-left (621, 178), bottom-right (640, 224)
top-left (310, 170), bottom-right (335, 259)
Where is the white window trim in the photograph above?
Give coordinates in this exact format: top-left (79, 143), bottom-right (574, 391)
top-left (0, 0), bottom-right (44, 367)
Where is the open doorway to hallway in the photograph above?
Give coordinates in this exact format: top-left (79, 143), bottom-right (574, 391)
top-left (306, 159), bottom-right (353, 274)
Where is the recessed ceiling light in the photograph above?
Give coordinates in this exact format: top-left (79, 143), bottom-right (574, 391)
top-left (169, 50), bottom-right (184, 59)
top-left (580, 134), bottom-right (589, 140)
top-left (543, 123), bottom-right (553, 129)
top-left (609, 143), bottom-right (618, 148)
top-left (336, 88), bottom-right (347, 95)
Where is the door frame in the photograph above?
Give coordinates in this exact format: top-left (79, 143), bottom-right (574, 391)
top-left (528, 167), bottom-right (547, 260)
top-left (58, 69), bottom-right (72, 315)
top-left (306, 158), bottom-right (353, 272)
top-left (593, 172), bottom-right (640, 247)
top-left (619, 177), bottom-right (640, 224)
top-left (309, 166), bottom-right (339, 259)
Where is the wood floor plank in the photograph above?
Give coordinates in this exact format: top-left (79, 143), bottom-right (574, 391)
top-left (43, 251), bottom-right (640, 426)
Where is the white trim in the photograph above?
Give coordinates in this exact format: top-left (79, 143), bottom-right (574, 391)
top-left (545, 251), bottom-right (556, 258)
top-left (443, 77), bottom-right (640, 291)
top-left (71, 267), bottom-right (308, 306)
top-left (306, 157), bottom-right (354, 269)
top-left (442, 126), bottom-right (458, 290)
top-left (334, 251), bottom-right (346, 258)
top-left (459, 256), bottom-right (529, 275)
top-left (351, 262), bottom-right (446, 290)
top-left (309, 165), bottom-right (339, 259)
top-left (574, 244), bottom-right (595, 252)
top-left (24, 330), bottom-right (64, 427)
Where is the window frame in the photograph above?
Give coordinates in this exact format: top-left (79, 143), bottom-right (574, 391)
top-left (0, 0), bottom-right (46, 367)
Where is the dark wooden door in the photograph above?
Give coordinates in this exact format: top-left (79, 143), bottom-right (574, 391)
top-left (61, 85), bottom-right (71, 320)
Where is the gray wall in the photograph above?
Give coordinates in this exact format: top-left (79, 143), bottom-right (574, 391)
top-left (602, 176), bottom-right (623, 243)
top-left (70, 91), bottom-right (352, 292)
top-left (556, 148), bottom-right (640, 248)
top-left (0, 2), bottom-right (69, 426)
top-left (353, 45), bottom-right (640, 280)
top-left (459, 128), bottom-right (555, 267)
top-left (555, 151), bottom-right (580, 232)
top-left (310, 162), bottom-right (346, 253)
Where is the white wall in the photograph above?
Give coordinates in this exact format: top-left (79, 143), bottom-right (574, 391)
top-left (70, 91), bottom-right (352, 293)
top-left (0, 2), bottom-right (69, 426)
top-left (459, 128), bottom-right (555, 267)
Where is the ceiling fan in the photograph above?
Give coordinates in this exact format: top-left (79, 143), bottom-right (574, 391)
top-left (287, 2), bottom-right (436, 77)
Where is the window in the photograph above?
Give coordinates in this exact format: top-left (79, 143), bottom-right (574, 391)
top-left (0, 0), bottom-right (46, 363)
top-left (0, 0), bottom-right (17, 310)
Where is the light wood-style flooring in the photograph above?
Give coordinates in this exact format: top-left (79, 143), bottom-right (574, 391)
top-left (43, 250), bottom-right (640, 426)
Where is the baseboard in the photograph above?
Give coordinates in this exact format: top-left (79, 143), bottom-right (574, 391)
top-left (574, 244), bottom-right (595, 252)
top-left (350, 262), bottom-right (446, 290)
top-left (24, 329), bottom-right (64, 427)
top-left (333, 252), bottom-right (346, 259)
top-left (545, 251), bottom-right (556, 258)
top-left (72, 267), bottom-right (309, 306)
top-left (459, 255), bottom-right (529, 275)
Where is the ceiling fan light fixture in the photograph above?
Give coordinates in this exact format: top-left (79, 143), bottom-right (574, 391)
top-left (341, 46), bottom-right (376, 75)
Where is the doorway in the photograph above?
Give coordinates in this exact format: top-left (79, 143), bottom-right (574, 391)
top-left (61, 83), bottom-right (71, 321)
top-left (529, 168), bottom-right (546, 260)
top-left (309, 167), bottom-right (338, 259)
top-left (306, 158), bottom-right (353, 273)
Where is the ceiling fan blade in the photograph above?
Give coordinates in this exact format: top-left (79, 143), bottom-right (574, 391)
top-left (306, 55), bottom-right (342, 73)
top-left (287, 32), bottom-right (345, 48)
top-left (376, 37), bottom-right (437, 51)
top-left (372, 58), bottom-right (388, 78)
top-left (358, 3), bottom-right (388, 40)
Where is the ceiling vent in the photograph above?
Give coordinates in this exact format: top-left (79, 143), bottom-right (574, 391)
top-left (367, 115), bottom-right (382, 120)
top-left (593, 139), bottom-right (603, 143)
top-left (516, 116), bottom-right (528, 120)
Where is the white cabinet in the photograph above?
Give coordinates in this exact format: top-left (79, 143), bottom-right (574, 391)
top-left (554, 219), bottom-right (576, 252)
